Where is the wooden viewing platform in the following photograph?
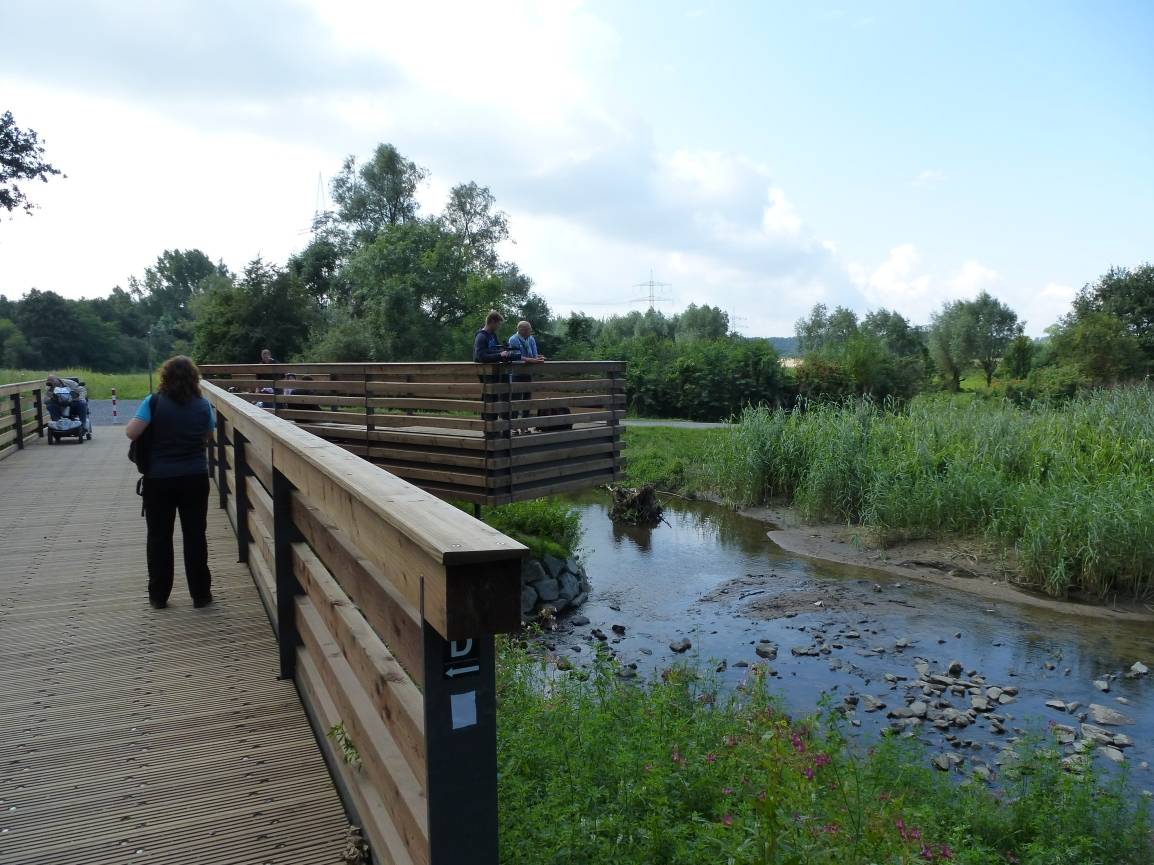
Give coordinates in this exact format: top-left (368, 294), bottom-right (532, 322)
top-left (200, 361), bottom-right (627, 505)
top-left (0, 379), bottom-right (528, 865)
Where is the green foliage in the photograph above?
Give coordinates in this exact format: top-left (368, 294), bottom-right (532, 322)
top-left (0, 369), bottom-right (152, 399)
top-left (1074, 262), bottom-right (1154, 361)
top-left (331, 143), bottom-right (428, 241)
top-left (621, 426), bottom-right (726, 494)
top-left (1049, 310), bottom-right (1145, 385)
top-left (497, 643), bottom-right (1152, 865)
top-left (999, 333), bottom-right (1036, 379)
top-left (325, 722), bottom-right (361, 769)
top-left (0, 110), bottom-right (63, 214)
top-left (608, 336), bottom-right (787, 421)
top-left (715, 387), bottom-right (1154, 598)
top-left (480, 499), bottom-right (583, 559)
top-left (191, 258), bottom-right (319, 363)
top-left (967, 290), bottom-right (1022, 386)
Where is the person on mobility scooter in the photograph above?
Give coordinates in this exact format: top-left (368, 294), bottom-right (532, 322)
top-left (45, 374), bottom-right (92, 443)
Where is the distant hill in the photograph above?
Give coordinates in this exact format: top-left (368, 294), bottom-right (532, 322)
top-left (766, 336), bottom-right (799, 357)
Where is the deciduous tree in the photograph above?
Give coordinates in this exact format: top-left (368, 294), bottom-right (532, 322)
top-left (0, 111), bottom-right (63, 215)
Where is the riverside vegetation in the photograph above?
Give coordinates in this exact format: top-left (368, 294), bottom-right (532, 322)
top-left (712, 386), bottom-right (1154, 601)
top-left (497, 641), bottom-right (1152, 865)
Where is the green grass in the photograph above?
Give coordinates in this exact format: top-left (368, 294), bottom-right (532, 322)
top-left (0, 369), bottom-right (153, 399)
top-left (498, 642), bottom-right (1152, 865)
top-left (480, 499), bottom-right (583, 560)
top-left (714, 386), bottom-right (1154, 599)
top-left (623, 426), bottom-right (727, 495)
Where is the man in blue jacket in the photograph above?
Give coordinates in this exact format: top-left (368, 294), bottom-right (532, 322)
top-left (473, 310), bottom-right (512, 362)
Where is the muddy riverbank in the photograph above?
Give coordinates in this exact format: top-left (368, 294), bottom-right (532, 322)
top-left (747, 504), bottom-right (1154, 623)
top-left (543, 491), bottom-right (1154, 792)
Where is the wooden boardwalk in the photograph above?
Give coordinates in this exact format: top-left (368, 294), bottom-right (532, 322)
top-left (0, 432), bottom-right (350, 864)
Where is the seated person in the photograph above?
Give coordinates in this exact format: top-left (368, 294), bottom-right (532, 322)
top-left (45, 374), bottom-right (89, 428)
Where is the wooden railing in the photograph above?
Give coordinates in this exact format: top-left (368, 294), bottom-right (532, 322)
top-left (200, 361), bottom-right (626, 505)
top-left (0, 380), bottom-right (46, 462)
top-left (203, 382), bottom-right (526, 865)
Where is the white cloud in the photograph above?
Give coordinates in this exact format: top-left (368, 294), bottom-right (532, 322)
top-left (910, 169), bottom-right (945, 189)
top-left (948, 260), bottom-right (1000, 296)
top-left (761, 188), bottom-right (803, 236)
top-left (849, 244), bottom-right (932, 314)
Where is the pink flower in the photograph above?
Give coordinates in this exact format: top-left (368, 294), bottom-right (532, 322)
top-left (722, 787), bottom-right (733, 796)
top-left (721, 814), bottom-right (733, 827)
top-left (801, 767), bottom-right (815, 780)
top-left (790, 734), bottom-right (807, 754)
top-left (705, 752), bottom-right (717, 764)
top-left (814, 752), bottom-right (832, 767)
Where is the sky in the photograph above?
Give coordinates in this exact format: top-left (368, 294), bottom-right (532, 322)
top-left (1, 0), bottom-right (1152, 338)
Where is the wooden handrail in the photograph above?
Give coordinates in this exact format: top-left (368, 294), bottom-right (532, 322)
top-left (0, 380), bottom-right (46, 461)
top-left (202, 380), bottom-right (525, 864)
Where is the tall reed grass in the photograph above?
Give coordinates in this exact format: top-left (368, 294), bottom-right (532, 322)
top-left (715, 386), bottom-right (1154, 599)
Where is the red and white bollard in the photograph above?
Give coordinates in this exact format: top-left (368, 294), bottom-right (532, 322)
top-left (112, 387), bottom-right (120, 424)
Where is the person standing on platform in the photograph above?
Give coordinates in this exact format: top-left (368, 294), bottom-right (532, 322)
top-left (125, 356), bottom-right (216, 610)
top-left (508, 320), bottom-right (546, 431)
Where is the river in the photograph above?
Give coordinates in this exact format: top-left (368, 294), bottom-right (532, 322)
top-left (547, 491), bottom-right (1154, 790)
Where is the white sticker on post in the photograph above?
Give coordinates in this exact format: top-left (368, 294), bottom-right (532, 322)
top-left (450, 690), bottom-right (478, 730)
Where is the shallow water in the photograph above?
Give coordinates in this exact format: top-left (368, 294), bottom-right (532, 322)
top-left (552, 491), bottom-right (1154, 789)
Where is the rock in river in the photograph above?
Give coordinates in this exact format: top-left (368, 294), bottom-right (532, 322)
top-left (1088, 703), bottom-right (1136, 726)
top-left (670, 638), bottom-right (692, 653)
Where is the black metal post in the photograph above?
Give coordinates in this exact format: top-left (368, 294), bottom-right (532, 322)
top-left (33, 388), bottom-right (44, 437)
top-left (11, 393), bottom-right (24, 450)
top-left (422, 624), bottom-right (499, 865)
top-left (234, 433), bottom-right (251, 563)
top-left (215, 421), bottom-right (228, 510)
top-left (272, 467), bottom-right (299, 680)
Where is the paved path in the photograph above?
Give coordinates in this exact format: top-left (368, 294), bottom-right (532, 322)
top-left (0, 434), bottom-right (349, 865)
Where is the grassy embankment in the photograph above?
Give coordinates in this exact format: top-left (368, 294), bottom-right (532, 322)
top-left (675, 385), bottom-right (1154, 601)
top-left (0, 369), bottom-right (152, 399)
top-left (498, 642), bottom-right (1152, 865)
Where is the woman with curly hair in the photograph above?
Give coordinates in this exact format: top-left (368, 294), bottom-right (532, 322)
top-left (125, 355), bottom-right (217, 609)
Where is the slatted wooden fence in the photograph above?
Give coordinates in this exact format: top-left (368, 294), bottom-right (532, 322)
top-left (204, 382), bottom-right (527, 865)
top-left (200, 361), bottom-right (626, 504)
top-left (0, 379), bottom-right (45, 462)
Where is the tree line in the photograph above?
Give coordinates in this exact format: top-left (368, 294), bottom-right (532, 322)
top-left (790, 262), bottom-right (1154, 403)
top-left (3, 129), bottom-right (1151, 418)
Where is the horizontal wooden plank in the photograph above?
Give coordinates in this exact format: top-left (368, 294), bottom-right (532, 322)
top-left (0, 379), bottom-right (42, 397)
top-left (482, 378), bottom-right (624, 394)
top-left (292, 542), bottom-right (425, 781)
top-left (296, 598), bottom-right (430, 865)
top-left (291, 495), bottom-right (424, 687)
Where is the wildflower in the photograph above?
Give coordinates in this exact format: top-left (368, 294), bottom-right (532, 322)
top-left (821, 823), bottom-right (840, 835)
top-left (671, 747), bottom-right (685, 765)
top-left (757, 789), bottom-right (767, 801)
top-left (705, 753), bottom-right (717, 764)
top-left (814, 752), bottom-right (832, 767)
top-left (802, 767), bottom-right (815, 780)
top-left (721, 814), bottom-right (733, 827)
top-left (724, 735), bottom-right (738, 748)
top-left (722, 787), bottom-right (733, 796)
top-left (790, 733), bottom-right (806, 754)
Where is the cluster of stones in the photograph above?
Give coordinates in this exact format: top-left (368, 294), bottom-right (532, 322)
top-left (1042, 660), bottom-right (1148, 770)
top-left (520, 554), bottom-right (590, 619)
top-left (841, 657), bottom-right (1149, 782)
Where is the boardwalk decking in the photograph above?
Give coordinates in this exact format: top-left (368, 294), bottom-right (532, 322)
top-left (0, 433), bottom-right (349, 864)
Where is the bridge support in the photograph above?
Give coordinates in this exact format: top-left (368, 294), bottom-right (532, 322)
top-left (423, 624), bottom-right (499, 865)
top-left (273, 467), bottom-right (300, 681)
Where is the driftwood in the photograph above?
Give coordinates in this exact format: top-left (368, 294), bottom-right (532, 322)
top-left (607, 483), bottom-right (665, 526)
